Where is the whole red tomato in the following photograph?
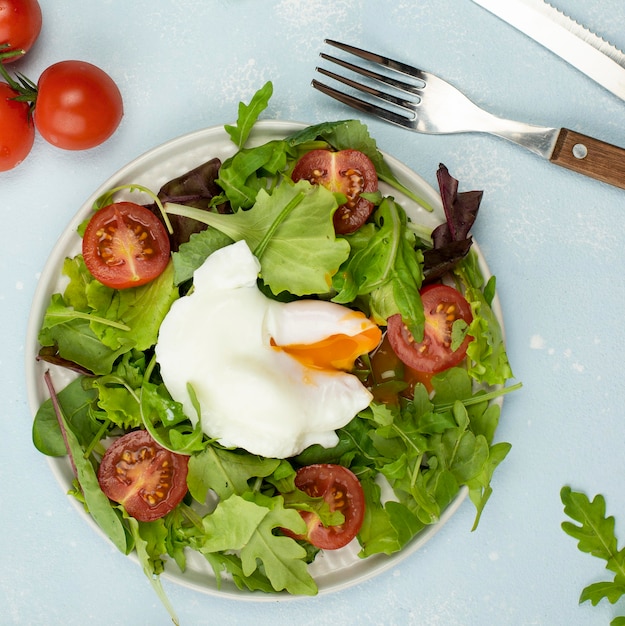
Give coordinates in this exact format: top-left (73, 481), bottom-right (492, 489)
top-left (0, 81), bottom-right (34, 170)
top-left (34, 60), bottom-right (123, 150)
top-left (0, 0), bottom-right (42, 62)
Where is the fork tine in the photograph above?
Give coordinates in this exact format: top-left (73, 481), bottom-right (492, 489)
top-left (324, 39), bottom-right (427, 82)
top-left (319, 52), bottom-right (423, 96)
top-left (316, 65), bottom-right (417, 111)
top-left (312, 78), bottom-right (415, 129)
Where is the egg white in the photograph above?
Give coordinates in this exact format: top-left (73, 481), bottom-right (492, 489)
top-left (155, 240), bottom-right (377, 459)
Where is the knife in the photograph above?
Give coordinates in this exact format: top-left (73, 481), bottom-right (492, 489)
top-left (471, 0), bottom-right (625, 102)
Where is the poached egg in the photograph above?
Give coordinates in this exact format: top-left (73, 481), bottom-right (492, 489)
top-left (155, 240), bottom-right (381, 458)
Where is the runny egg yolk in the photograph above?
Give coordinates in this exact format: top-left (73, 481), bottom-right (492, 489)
top-left (272, 322), bottom-right (382, 371)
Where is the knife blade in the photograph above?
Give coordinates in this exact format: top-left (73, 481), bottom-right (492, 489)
top-left (471, 0), bottom-right (625, 101)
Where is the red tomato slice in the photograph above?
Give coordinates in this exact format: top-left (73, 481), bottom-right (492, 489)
top-left (368, 333), bottom-right (436, 403)
top-left (82, 201), bottom-right (171, 289)
top-left (387, 284), bottom-right (473, 374)
top-left (291, 149), bottom-right (378, 234)
top-left (0, 0), bottom-right (42, 62)
top-left (97, 430), bottom-right (189, 522)
top-left (288, 463), bottom-right (365, 550)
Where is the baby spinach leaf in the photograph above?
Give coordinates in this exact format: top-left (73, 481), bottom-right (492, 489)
top-left (333, 197), bottom-right (425, 338)
top-left (32, 376), bottom-right (99, 456)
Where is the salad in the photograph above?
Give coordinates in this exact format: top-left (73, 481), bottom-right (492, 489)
top-left (30, 82), bottom-right (519, 621)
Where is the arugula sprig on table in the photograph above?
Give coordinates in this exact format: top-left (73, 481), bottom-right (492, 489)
top-left (561, 487), bottom-right (625, 625)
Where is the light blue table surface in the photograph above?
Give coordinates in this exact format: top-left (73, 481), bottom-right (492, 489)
top-left (3, 1), bottom-right (625, 624)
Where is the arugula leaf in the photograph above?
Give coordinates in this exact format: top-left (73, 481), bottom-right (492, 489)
top-left (561, 487), bottom-right (625, 618)
top-left (216, 140), bottom-right (291, 210)
top-left (190, 492), bottom-right (317, 595)
top-left (166, 179), bottom-right (350, 296)
top-left (139, 381), bottom-right (205, 454)
top-left (126, 515), bottom-right (180, 626)
top-left (224, 81), bottom-right (273, 148)
top-left (202, 551), bottom-right (276, 593)
top-left (187, 446), bottom-right (281, 501)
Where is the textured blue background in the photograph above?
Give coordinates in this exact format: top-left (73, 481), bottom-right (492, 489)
top-left (3, 1), bottom-right (625, 624)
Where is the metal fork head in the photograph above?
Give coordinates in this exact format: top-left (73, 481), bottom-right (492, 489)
top-left (313, 39), bottom-right (492, 134)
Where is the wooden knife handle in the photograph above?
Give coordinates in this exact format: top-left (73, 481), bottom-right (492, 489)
top-left (550, 128), bottom-right (625, 190)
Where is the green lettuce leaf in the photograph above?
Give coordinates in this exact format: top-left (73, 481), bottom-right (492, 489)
top-left (166, 179), bottom-right (349, 296)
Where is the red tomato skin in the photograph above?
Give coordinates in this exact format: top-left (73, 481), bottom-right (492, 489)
top-left (0, 81), bottom-right (34, 170)
top-left (0, 0), bottom-right (42, 62)
top-left (97, 430), bottom-right (189, 522)
top-left (289, 463), bottom-right (366, 550)
top-left (291, 149), bottom-right (378, 234)
top-left (82, 202), bottom-right (171, 289)
top-left (35, 60), bottom-right (123, 150)
top-left (387, 284), bottom-right (473, 374)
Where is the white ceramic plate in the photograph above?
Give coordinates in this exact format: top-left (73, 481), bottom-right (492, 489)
top-left (25, 120), bottom-right (503, 601)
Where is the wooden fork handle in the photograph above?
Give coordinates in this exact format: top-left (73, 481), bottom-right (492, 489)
top-left (550, 128), bottom-right (625, 190)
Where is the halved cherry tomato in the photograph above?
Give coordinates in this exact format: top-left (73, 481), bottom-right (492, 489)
top-left (97, 430), bottom-right (189, 522)
top-left (291, 149), bottom-right (378, 234)
top-left (0, 0), bottom-right (42, 62)
top-left (34, 60), bottom-right (123, 150)
top-left (367, 333), bottom-right (436, 403)
top-left (387, 284), bottom-right (473, 374)
top-left (0, 81), bottom-right (34, 170)
top-left (287, 463), bottom-right (365, 550)
top-left (82, 201), bottom-right (171, 289)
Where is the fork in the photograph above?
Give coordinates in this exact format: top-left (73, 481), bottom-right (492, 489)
top-left (313, 39), bottom-right (625, 191)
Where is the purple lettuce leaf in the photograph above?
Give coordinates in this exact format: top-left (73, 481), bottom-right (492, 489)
top-left (423, 164), bottom-right (483, 281)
